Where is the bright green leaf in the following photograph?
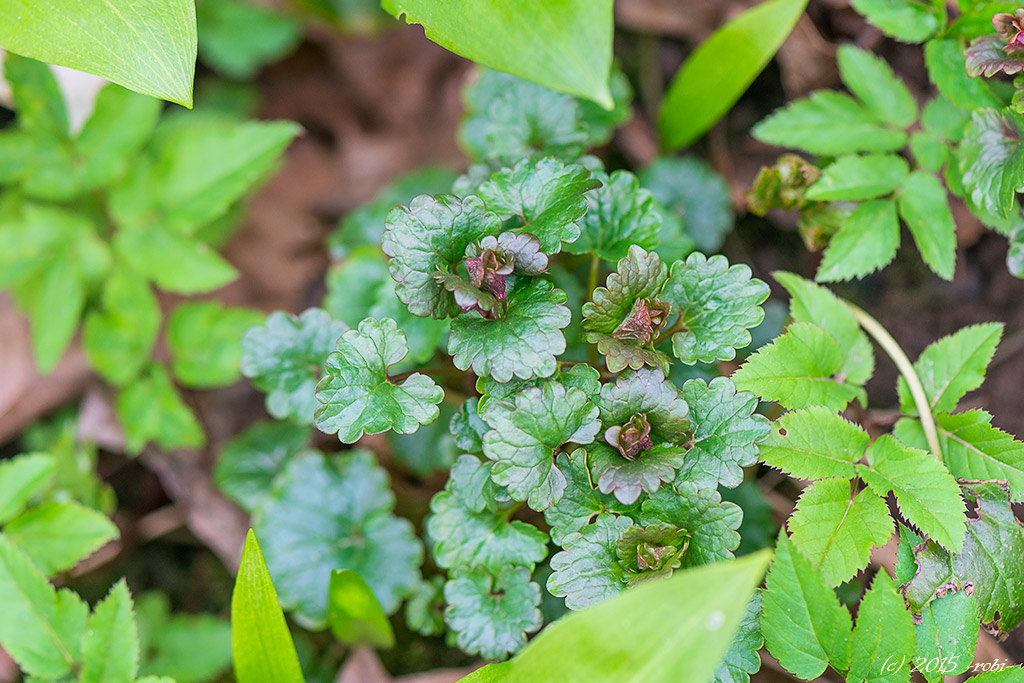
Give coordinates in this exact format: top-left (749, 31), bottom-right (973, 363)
top-left (167, 301), bottom-right (264, 389)
top-left (3, 54), bottom-right (68, 137)
top-left (197, 0), bottom-right (301, 79)
top-left (914, 591), bottom-right (978, 683)
top-left (5, 502), bottom-right (118, 575)
top-left (79, 580), bottom-right (139, 683)
top-left (805, 154), bottom-right (909, 201)
top-left (327, 569), bottom-right (395, 648)
top-left (924, 38), bottom-right (1000, 111)
top-left (847, 571), bottom-right (915, 683)
top-left (837, 44), bottom-right (917, 127)
top-left (83, 267), bottom-right (160, 386)
top-left (817, 198), bottom-right (901, 281)
top-left (115, 363), bottom-right (204, 454)
top-left (0, 453), bottom-right (55, 525)
top-left (112, 226), bottom-right (236, 295)
top-left (898, 171), bottom-right (957, 280)
top-left (850, 0), bottom-right (943, 43)
top-left (759, 406), bottom-right (868, 480)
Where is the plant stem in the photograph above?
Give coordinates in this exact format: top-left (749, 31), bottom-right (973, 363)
top-left (587, 255), bottom-right (601, 366)
top-left (847, 304), bottom-right (942, 460)
top-left (652, 316), bottom-right (687, 347)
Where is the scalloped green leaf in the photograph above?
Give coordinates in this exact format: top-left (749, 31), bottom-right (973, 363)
top-left (405, 576), bottom-right (445, 637)
top-left (563, 170), bottom-right (661, 262)
top-left (213, 421), bottom-right (310, 511)
top-left (713, 593), bottom-right (763, 683)
top-left (449, 278), bottom-right (570, 382)
top-left (315, 317), bottom-right (444, 443)
top-left (960, 108), bottom-right (1024, 221)
top-left (587, 443), bottom-right (684, 506)
top-left (543, 454), bottom-right (641, 545)
top-left (639, 484), bottom-right (742, 567)
top-left (444, 566), bottom-right (542, 661)
top-left (759, 406), bottom-right (869, 480)
top-left (477, 157), bottom-right (601, 253)
top-left (482, 381), bottom-right (600, 509)
top-left (241, 308), bottom-right (348, 425)
top-left (640, 156), bottom-right (734, 253)
top-left (253, 450), bottom-right (422, 628)
top-left (662, 252), bottom-right (769, 365)
top-left (547, 514), bottom-right (633, 610)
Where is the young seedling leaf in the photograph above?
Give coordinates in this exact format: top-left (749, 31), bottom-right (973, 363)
top-left (327, 569), bottom-right (395, 649)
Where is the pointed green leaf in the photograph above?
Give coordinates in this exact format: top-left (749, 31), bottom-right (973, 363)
top-left (112, 226), bottom-right (236, 295)
top-left (80, 580), bottom-right (139, 683)
top-left (753, 91), bottom-right (907, 156)
top-left (732, 322), bottom-right (860, 410)
top-left (213, 421), bottom-right (310, 511)
top-left (925, 38), bottom-right (1000, 111)
top-left (898, 171), bottom-right (957, 280)
top-left (805, 154), bottom-right (909, 201)
top-left (241, 308), bottom-right (347, 425)
top-left (448, 279), bottom-right (571, 382)
top-left (914, 591), bottom-right (978, 683)
top-left (858, 435), bottom-right (965, 553)
top-left (0, 453), bottom-right (55, 525)
top-left (0, 1), bottom-right (196, 106)
top-left (817, 198), bottom-right (900, 282)
top-left (74, 84), bottom-right (162, 191)
top-left (850, 0), bottom-right (942, 43)
top-left (759, 406), bottom-right (868, 480)
top-left (787, 479), bottom-right (893, 586)
top-left (895, 523), bottom-right (923, 588)
top-left (897, 322), bottom-right (1003, 415)
top-left (761, 533), bottom-right (853, 679)
top-left (115, 363), bottom-right (204, 454)
top-left (3, 54), bottom-right (69, 136)
top-left (5, 502), bottom-right (118, 575)
top-left (253, 451), bottom-right (422, 627)
top-left (848, 571), bottom-right (915, 683)
top-left (563, 170), bottom-right (661, 262)
top-left (444, 566), bottom-right (543, 661)
top-left (482, 381), bottom-right (600, 509)
top-left (659, 0), bottom-right (808, 149)
top-left (327, 569), bottom-right (395, 648)
top-left (837, 44), bottom-right (917, 127)
top-left (478, 157), bottom-right (600, 253)
top-left (662, 252), bottom-right (769, 365)
top-left (15, 247), bottom-right (87, 373)
top-left (231, 530), bottom-right (304, 683)
top-left (315, 317), bottom-right (444, 443)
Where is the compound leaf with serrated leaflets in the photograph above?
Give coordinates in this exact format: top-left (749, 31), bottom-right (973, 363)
top-left (761, 533), bottom-right (853, 679)
top-left (733, 322), bottom-right (860, 410)
top-left (482, 381), bottom-right (600, 509)
top-left (426, 489), bottom-right (547, 572)
top-left (444, 566), bottom-right (542, 661)
top-left (677, 377), bottom-right (770, 490)
top-left (547, 514), bottom-right (633, 610)
top-left (214, 421), bottom-right (310, 511)
top-left (448, 278), bottom-right (570, 382)
top-left (759, 406), bottom-right (868, 480)
top-left (315, 317), bottom-right (444, 443)
top-left (79, 580), bottom-right (139, 683)
top-left (847, 571), bottom-right (914, 683)
top-left (897, 322), bottom-right (1003, 415)
top-left (241, 308), bottom-right (347, 425)
top-left (564, 170), bottom-right (661, 262)
top-left (805, 153), bottom-right (908, 202)
top-left (837, 44), bottom-right (917, 127)
top-left (477, 157), bottom-right (600, 253)
top-left (662, 252), bottom-right (769, 365)
top-left (253, 450), bottom-right (422, 628)
top-left (787, 478), bottom-right (893, 586)
top-left (857, 435), bottom-right (965, 553)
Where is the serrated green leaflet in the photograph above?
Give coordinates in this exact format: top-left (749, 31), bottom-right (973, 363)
top-left (925, 39), bottom-right (1000, 111)
top-left (471, 551), bottom-right (772, 683)
top-left (759, 406), bottom-right (868, 480)
top-left (315, 317), bottom-right (444, 443)
top-left (563, 170), bottom-right (661, 262)
top-left (0, 1), bottom-right (196, 106)
top-left (662, 252), bottom-right (769, 365)
top-left (477, 157), bottom-right (600, 253)
top-left (837, 44), bottom-right (917, 127)
top-left (0, 453), bottom-right (55, 524)
top-left (444, 566), bottom-right (543, 660)
top-left (5, 502), bottom-right (119, 576)
top-left (253, 450), bottom-right (422, 627)
top-left (787, 479), bottom-right (893, 586)
top-left (327, 569), bottom-right (395, 648)
top-left (482, 381), bottom-right (600, 509)
top-left (858, 435), bottom-right (965, 553)
top-left (915, 591), bottom-right (978, 682)
top-left (426, 489), bottom-right (547, 571)
top-left (677, 377), bottom-right (770, 490)
top-left (116, 363), bottom-right (203, 453)
top-left (79, 580), bottom-right (139, 683)
top-left (83, 267), bottom-right (160, 387)
top-left (805, 153), bottom-right (909, 201)
top-left (761, 533), bottom-right (852, 679)
top-left (231, 530), bottom-right (303, 683)
top-left (241, 308), bottom-right (347, 425)
top-left (753, 91), bottom-right (907, 156)
top-left (850, 0), bottom-right (942, 43)
top-left (547, 514), bottom-right (631, 610)
top-left (449, 279), bottom-right (570, 382)
top-left (847, 571), bottom-right (914, 683)
top-left (817, 198), bottom-right (900, 282)
top-left (898, 322), bottom-right (1003, 415)
top-left (732, 322), bottom-right (860, 410)
top-left (898, 171), bottom-right (957, 280)
top-left (658, 0), bottom-right (808, 149)
top-left (213, 421), bottom-right (310, 511)
top-left (167, 301), bottom-right (263, 389)
top-left (383, 0), bottom-right (613, 108)
top-left (904, 482), bottom-right (1024, 633)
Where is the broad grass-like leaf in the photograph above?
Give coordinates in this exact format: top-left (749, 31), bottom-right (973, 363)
top-left (805, 154), bottom-right (909, 201)
top-left (787, 479), bottom-right (893, 586)
top-left (759, 406), bottom-right (869, 480)
top-left (659, 0), bottom-right (808, 149)
top-left (0, 453), bottom-right (55, 524)
top-left (383, 0), bottom-right (614, 108)
top-left (914, 592), bottom-right (978, 683)
top-left (315, 317), bottom-right (444, 443)
top-left (817, 198), bottom-right (900, 281)
top-left (753, 91), bottom-right (907, 155)
top-left (444, 566), bottom-right (542, 660)
top-left (897, 322), bottom-right (1003, 414)
top-left (471, 550), bottom-right (771, 683)
top-left (837, 44), bottom-right (917, 127)
top-left (253, 451), bottom-right (422, 627)
top-left (850, 0), bottom-right (943, 43)
top-left (847, 571), bottom-right (914, 683)
top-left (5, 502), bottom-right (118, 575)
top-left (327, 569), bottom-right (395, 648)
top-left (761, 533), bottom-right (852, 679)
top-left (858, 435), bottom-right (965, 553)
top-left (732, 322), bottom-right (860, 410)
top-left (231, 530), bottom-right (303, 683)
top-left (79, 580), bottom-right (139, 683)
top-left (0, 1), bottom-right (197, 106)
top-left (898, 171), bottom-right (957, 280)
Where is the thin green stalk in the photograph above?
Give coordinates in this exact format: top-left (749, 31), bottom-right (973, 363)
top-left (847, 304), bottom-right (942, 460)
top-left (587, 255), bottom-right (601, 366)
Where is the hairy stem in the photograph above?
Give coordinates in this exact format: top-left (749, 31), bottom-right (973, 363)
top-left (847, 304), bottom-right (942, 459)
